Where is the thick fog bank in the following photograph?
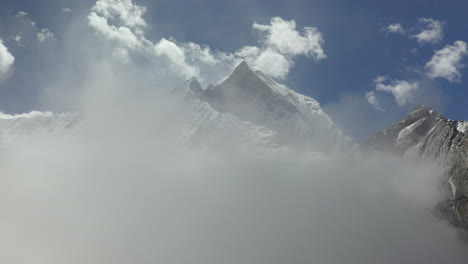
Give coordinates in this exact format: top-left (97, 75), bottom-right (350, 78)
top-left (1, 95), bottom-right (467, 263)
top-left (0, 4), bottom-right (467, 262)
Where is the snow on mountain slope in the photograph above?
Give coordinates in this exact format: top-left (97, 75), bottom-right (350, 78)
top-left (457, 122), bottom-right (468, 134)
top-left (176, 88), bottom-right (281, 151)
top-left (366, 105), bottom-right (468, 228)
top-left (170, 76), bottom-right (283, 153)
top-left (0, 111), bottom-right (79, 148)
top-left (200, 61), bottom-right (348, 152)
top-left (0, 62), bottom-right (348, 154)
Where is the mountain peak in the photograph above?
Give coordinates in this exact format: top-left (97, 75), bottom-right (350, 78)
top-left (185, 77), bottom-right (202, 90)
top-left (366, 104), bottom-right (468, 227)
top-left (172, 77), bottom-right (203, 98)
top-left (229, 61), bottom-right (256, 79)
top-left (405, 105), bottom-right (440, 122)
top-left (204, 60), bottom-right (272, 103)
top-left (410, 104), bottom-right (436, 114)
top-left (235, 60), bottom-right (250, 70)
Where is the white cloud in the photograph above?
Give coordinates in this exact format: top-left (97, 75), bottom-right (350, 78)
top-left (153, 16), bottom-right (327, 80)
top-left (88, 12), bottom-right (142, 49)
top-left (253, 17), bottom-right (326, 60)
top-left (181, 42), bottom-right (219, 65)
top-left (236, 45), bottom-right (292, 79)
top-left (0, 111), bottom-right (53, 120)
top-left (0, 39), bottom-right (15, 78)
top-left (413, 18), bottom-right (445, 44)
top-left (112, 47), bottom-right (130, 63)
top-left (62, 8), bottom-right (72, 13)
top-left (365, 91), bottom-right (384, 111)
top-left (235, 46), bottom-right (260, 58)
top-left (384, 23), bottom-right (405, 34)
top-left (88, 0), bottom-right (148, 51)
top-left (374, 76), bottom-right (419, 106)
top-left (248, 48), bottom-right (292, 79)
top-left (16, 11), bottom-right (28, 18)
top-left (425, 41), bottom-right (468, 82)
top-left (159, 40), bottom-right (239, 82)
top-left (92, 0), bottom-right (147, 29)
top-left (154, 38), bottom-right (199, 78)
top-left (13, 35), bottom-right (21, 42)
top-left (37, 28), bottom-right (54, 43)
top-left (87, 1), bottom-right (326, 81)
top-left (227, 17), bottom-right (327, 79)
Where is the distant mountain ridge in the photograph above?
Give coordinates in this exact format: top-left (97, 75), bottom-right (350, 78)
top-left (0, 62), bottom-right (347, 154)
top-left (178, 61), bottom-right (349, 152)
top-left (366, 105), bottom-right (468, 228)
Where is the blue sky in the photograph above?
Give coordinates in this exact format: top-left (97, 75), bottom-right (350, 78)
top-left (0, 0), bottom-right (467, 139)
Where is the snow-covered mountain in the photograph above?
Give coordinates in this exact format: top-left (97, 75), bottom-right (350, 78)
top-left (177, 61), bottom-right (348, 152)
top-left (366, 105), bottom-right (468, 228)
top-left (0, 112), bottom-right (78, 149)
top-left (0, 62), bottom-right (347, 154)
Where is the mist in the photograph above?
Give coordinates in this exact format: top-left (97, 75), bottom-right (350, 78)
top-left (1, 2), bottom-right (468, 264)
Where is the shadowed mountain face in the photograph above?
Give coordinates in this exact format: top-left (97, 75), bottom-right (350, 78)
top-left (366, 105), bottom-right (468, 228)
top-left (0, 62), bottom-right (347, 154)
top-left (185, 61), bottom-right (348, 151)
top-left (204, 61), bottom-right (298, 121)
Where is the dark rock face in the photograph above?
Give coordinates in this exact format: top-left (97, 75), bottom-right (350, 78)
top-left (179, 61), bottom-right (347, 152)
top-left (204, 61), bottom-right (299, 123)
top-left (366, 105), bottom-right (468, 228)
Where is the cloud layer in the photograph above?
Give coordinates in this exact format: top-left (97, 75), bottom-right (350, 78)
top-left (371, 17), bottom-right (467, 110)
top-left (383, 23), bottom-right (405, 34)
top-left (413, 18), bottom-right (445, 44)
top-left (88, 0), bottom-right (327, 82)
top-left (0, 2), bottom-right (467, 263)
top-left (0, 57), bottom-right (467, 264)
top-left (425, 41), bottom-right (468, 82)
top-left (0, 40), bottom-right (15, 79)
top-left (374, 76), bottom-right (419, 106)
top-left (383, 18), bottom-right (445, 44)
top-left (37, 28), bottom-right (54, 43)
top-left (365, 91), bottom-right (384, 111)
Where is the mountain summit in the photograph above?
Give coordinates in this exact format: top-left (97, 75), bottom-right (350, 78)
top-left (0, 61), bottom-right (348, 153)
top-left (366, 105), bottom-right (468, 228)
top-left (184, 61), bottom-right (348, 151)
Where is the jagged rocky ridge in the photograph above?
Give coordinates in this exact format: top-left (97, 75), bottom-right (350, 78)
top-left (176, 61), bottom-right (348, 152)
top-left (366, 105), bottom-right (468, 228)
top-left (0, 62), bottom-right (347, 154)
top-left (1, 63), bottom-right (467, 229)
top-left (0, 112), bottom-right (79, 149)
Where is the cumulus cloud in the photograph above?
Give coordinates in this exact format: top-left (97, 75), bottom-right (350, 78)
top-left (413, 18), bottom-right (445, 44)
top-left (374, 76), bottom-right (419, 106)
top-left (235, 46), bottom-right (260, 58)
top-left (233, 17), bottom-right (327, 79)
top-left (0, 40), bottom-right (15, 78)
top-left (365, 91), bottom-right (384, 111)
top-left (425, 41), bottom-right (468, 82)
top-left (0, 111), bottom-right (53, 120)
top-left (62, 8), bottom-right (72, 13)
top-left (37, 28), bottom-right (54, 43)
top-left (0, 61), bottom-right (467, 263)
top-left (93, 0), bottom-right (147, 29)
top-left (253, 17), bottom-right (326, 60)
top-left (154, 38), bottom-right (199, 78)
top-left (383, 23), bottom-right (405, 34)
top-left (1, 3), bottom-right (468, 262)
top-left (88, 12), bottom-right (142, 49)
top-left (88, 0), bottom-right (147, 50)
top-left (16, 11), bottom-right (28, 18)
top-left (88, 3), bottom-right (327, 81)
top-left (249, 48), bottom-right (292, 79)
